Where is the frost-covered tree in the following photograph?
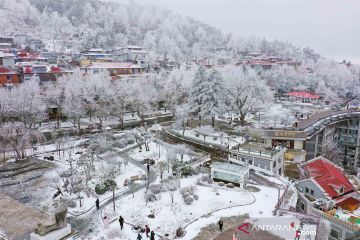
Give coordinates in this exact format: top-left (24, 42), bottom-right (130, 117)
top-left (108, 80), bottom-right (132, 130)
top-left (222, 66), bottom-right (273, 125)
top-left (189, 67), bottom-right (225, 126)
top-left (58, 71), bottom-right (86, 133)
top-left (7, 78), bottom-right (45, 129)
top-left (0, 122), bottom-right (44, 160)
top-left (82, 71), bottom-right (114, 129)
top-left (173, 104), bottom-right (191, 135)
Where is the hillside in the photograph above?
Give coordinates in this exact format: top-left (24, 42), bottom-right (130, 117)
top-left (0, 0), bottom-right (318, 62)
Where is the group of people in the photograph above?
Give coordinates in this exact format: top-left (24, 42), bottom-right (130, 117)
top-left (96, 198), bottom-right (158, 239)
top-left (137, 224), bottom-right (156, 240)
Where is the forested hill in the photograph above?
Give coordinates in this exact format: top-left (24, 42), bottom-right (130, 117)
top-left (1, 0), bottom-right (318, 61)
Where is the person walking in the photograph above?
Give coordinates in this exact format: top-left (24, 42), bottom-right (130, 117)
top-left (137, 233), bottom-right (143, 240)
top-left (150, 231), bottom-right (155, 240)
top-left (119, 215), bottom-right (124, 230)
top-left (218, 219), bottom-right (223, 232)
top-left (103, 215), bottom-right (109, 229)
top-left (145, 225), bottom-right (150, 237)
top-left (95, 198), bottom-right (100, 210)
top-left (294, 227), bottom-right (301, 240)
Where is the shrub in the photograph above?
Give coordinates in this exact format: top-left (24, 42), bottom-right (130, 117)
top-left (218, 182), bottom-right (225, 186)
top-left (226, 183), bottom-right (235, 188)
top-left (95, 183), bottom-right (107, 195)
top-left (66, 200), bottom-right (77, 208)
top-left (146, 193), bottom-right (158, 202)
top-left (104, 179), bottom-right (117, 189)
top-left (149, 184), bottom-right (161, 194)
top-left (184, 196), bottom-right (194, 205)
top-left (181, 165), bottom-right (194, 177)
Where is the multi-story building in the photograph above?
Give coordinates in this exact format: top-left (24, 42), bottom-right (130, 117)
top-left (262, 110), bottom-right (360, 170)
top-left (228, 142), bottom-right (286, 175)
top-left (112, 45), bottom-right (149, 68)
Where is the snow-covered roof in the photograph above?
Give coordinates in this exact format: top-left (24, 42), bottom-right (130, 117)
top-left (88, 48), bottom-right (104, 52)
top-left (0, 51), bottom-right (15, 58)
top-left (82, 62), bottom-right (143, 69)
top-left (211, 162), bottom-right (249, 175)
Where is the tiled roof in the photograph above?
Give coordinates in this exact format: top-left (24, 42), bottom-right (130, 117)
top-left (302, 157), bottom-right (355, 199)
top-left (286, 91), bottom-right (320, 99)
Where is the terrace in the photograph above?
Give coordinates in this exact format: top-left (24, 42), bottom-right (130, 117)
top-left (232, 141), bottom-right (285, 159)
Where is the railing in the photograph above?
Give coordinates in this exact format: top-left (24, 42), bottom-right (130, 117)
top-left (230, 146), bottom-right (286, 159)
top-left (310, 208), bottom-right (360, 232)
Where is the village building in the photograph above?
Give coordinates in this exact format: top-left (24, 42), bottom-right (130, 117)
top-left (81, 62), bottom-right (144, 76)
top-left (15, 50), bottom-right (48, 64)
top-left (25, 39), bottom-right (45, 51)
top-left (79, 48), bottom-right (114, 67)
top-left (0, 51), bottom-right (16, 69)
top-left (285, 91), bottom-right (320, 103)
top-left (0, 43), bottom-right (12, 50)
top-left (0, 37), bottom-right (14, 46)
top-left (20, 65), bottom-right (72, 84)
top-left (112, 45), bottom-right (149, 68)
top-left (0, 67), bottom-right (19, 86)
top-left (211, 162), bottom-right (249, 188)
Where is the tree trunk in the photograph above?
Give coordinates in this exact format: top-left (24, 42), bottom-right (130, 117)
top-left (212, 116), bottom-right (215, 127)
top-left (77, 120), bottom-right (81, 136)
top-left (120, 116), bottom-right (124, 130)
top-left (240, 113), bottom-right (246, 126)
top-left (113, 189), bottom-right (115, 211)
top-left (198, 115), bottom-right (202, 127)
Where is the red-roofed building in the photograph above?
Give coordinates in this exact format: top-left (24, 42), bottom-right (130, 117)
top-left (0, 67), bottom-right (19, 86)
top-left (296, 156), bottom-right (360, 213)
top-left (285, 91), bottom-right (320, 103)
top-left (296, 156), bottom-right (360, 239)
top-left (299, 156), bottom-right (355, 199)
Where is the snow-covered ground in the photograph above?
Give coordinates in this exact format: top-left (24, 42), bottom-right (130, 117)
top-left (99, 175), bottom-right (255, 238)
top-left (129, 141), bottom-right (201, 164)
top-left (173, 129), bottom-right (245, 148)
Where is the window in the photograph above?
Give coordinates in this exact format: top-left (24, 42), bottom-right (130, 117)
top-left (330, 229), bottom-right (339, 240)
top-left (248, 160), bottom-right (253, 165)
top-left (339, 187), bottom-right (344, 194)
top-left (310, 189), bottom-right (314, 195)
top-left (241, 157), bottom-right (245, 162)
top-left (305, 187), bottom-right (309, 193)
top-left (273, 161), bottom-right (276, 168)
top-left (300, 201), bottom-right (305, 211)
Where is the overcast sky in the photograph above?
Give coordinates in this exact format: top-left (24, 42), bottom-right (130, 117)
top-left (120, 0), bottom-right (360, 63)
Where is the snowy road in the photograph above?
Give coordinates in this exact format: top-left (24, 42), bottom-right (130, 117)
top-left (69, 147), bottom-right (157, 238)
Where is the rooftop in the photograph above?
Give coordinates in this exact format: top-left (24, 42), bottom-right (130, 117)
top-left (211, 162), bottom-right (249, 175)
top-left (286, 91), bottom-right (320, 99)
top-left (0, 67), bottom-right (16, 74)
top-left (231, 141), bottom-right (285, 158)
top-left (82, 62), bottom-right (143, 69)
top-left (301, 156), bottom-right (355, 199)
